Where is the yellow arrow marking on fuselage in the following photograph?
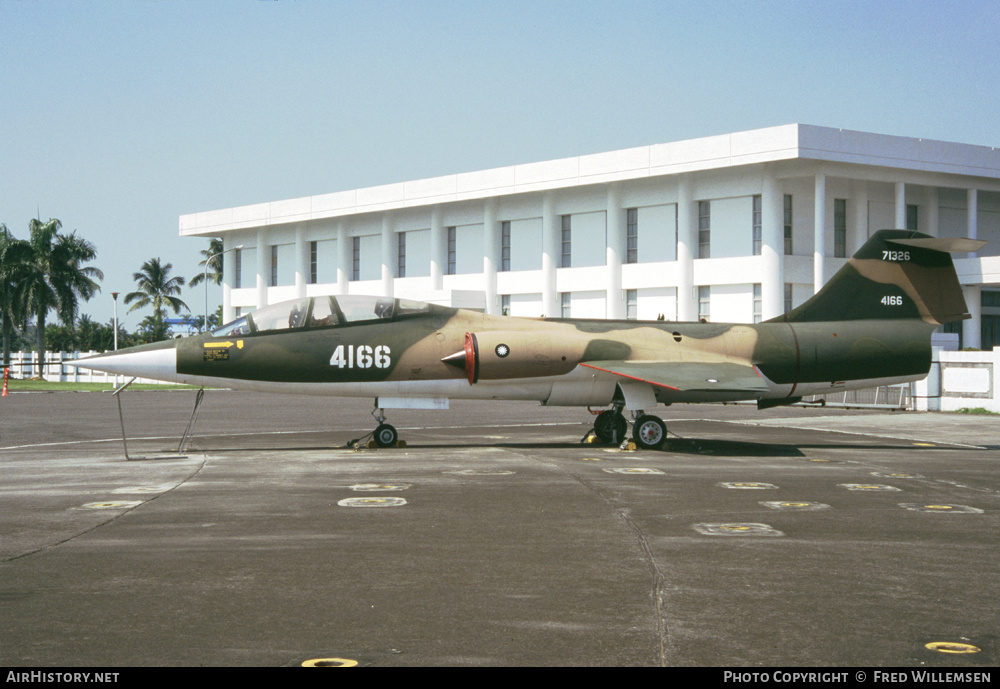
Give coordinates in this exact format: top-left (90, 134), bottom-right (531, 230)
top-left (205, 340), bottom-right (243, 349)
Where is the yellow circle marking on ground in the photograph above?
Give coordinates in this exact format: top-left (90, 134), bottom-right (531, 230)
top-left (924, 641), bottom-right (980, 654)
top-left (581, 457), bottom-right (603, 461)
top-left (913, 442), bottom-right (936, 447)
top-left (721, 525), bottom-right (752, 531)
top-left (301, 658), bottom-right (359, 667)
top-left (925, 505), bottom-right (954, 510)
top-left (781, 502), bottom-right (810, 507)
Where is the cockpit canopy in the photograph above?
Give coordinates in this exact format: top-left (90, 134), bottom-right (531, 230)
top-left (212, 295), bottom-right (430, 337)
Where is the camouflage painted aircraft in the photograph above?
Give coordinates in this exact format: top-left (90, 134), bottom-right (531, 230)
top-left (76, 230), bottom-right (984, 449)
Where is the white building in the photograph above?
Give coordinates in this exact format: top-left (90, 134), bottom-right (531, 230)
top-left (180, 124), bottom-right (1000, 350)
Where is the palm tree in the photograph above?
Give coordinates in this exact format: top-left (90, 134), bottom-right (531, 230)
top-left (124, 258), bottom-right (188, 342)
top-left (188, 237), bottom-right (224, 288)
top-left (11, 219), bottom-right (103, 377)
top-left (1, 224), bottom-right (32, 367)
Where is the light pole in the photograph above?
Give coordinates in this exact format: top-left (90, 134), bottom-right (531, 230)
top-left (204, 245), bottom-right (242, 332)
top-left (111, 292), bottom-right (119, 351)
top-left (111, 291), bottom-right (119, 387)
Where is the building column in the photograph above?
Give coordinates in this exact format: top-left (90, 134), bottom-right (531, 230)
top-left (925, 186), bottom-right (939, 237)
top-left (483, 198), bottom-right (499, 314)
top-left (222, 242), bottom-right (235, 323)
top-left (541, 193), bottom-right (559, 317)
top-left (761, 173), bottom-right (784, 320)
top-left (963, 285), bottom-right (982, 350)
top-left (255, 228), bottom-right (268, 310)
top-left (813, 172), bottom-right (826, 294)
top-left (294, 224), bottom-right (307, 298)
top-left (963, 188), bottom-right (981, 349)
top-left (894, 182), bottom-right (906, 229)
top-left (968, 188), bottom-right (979, 253)
top-left (336, 220), bottom-right (349, 294)
top-left (430, 206), bottom-right (444, 291)
top-left (676, 177), bottom-right (696, 321)
top-left (852, 179), bottom-right (869, 247)
top-left (381, 214), bottom-right (394, 298)
top-left (606, 184), bottom-right (625, 319)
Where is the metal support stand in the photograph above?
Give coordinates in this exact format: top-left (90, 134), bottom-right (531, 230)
top-left (178, 388), bottom-right (205, 453)
top-left (113, 380), bottom-right (204, 461)
top-left (113, 377), bottom-right (138, 460)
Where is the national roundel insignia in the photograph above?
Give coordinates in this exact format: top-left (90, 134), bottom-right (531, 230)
top-left (495, 344), bottom-right (510, 358)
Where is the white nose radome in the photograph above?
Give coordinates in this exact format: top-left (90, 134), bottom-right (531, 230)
top-left (73, 345), bottom-right (178, 382)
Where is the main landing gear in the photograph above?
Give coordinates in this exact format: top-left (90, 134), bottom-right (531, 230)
top-left (588, 402), bottom-right (667, 450)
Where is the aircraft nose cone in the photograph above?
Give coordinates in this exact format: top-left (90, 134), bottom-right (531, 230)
top-left (72, 342), bottom-right (178, 381)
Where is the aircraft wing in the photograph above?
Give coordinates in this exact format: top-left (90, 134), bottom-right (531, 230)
top-left (580, 360), bottom-right (770, 394)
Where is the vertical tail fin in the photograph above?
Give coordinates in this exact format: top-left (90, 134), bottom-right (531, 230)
top-left (773, 229), bottom-right (985, 325)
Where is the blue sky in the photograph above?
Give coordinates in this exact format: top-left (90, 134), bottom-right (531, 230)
top-left (2, 0), bottom-right (998, 328)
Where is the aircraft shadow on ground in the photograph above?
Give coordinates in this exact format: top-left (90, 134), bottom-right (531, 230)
top-left (155, 435), bottom-right (973, 458)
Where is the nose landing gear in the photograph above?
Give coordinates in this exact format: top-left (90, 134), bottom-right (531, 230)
top-left (346, 404), bottom-right (403, 449)
top-left (370, 407), bottom-right (401, 448)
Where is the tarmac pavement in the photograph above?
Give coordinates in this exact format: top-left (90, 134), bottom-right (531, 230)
top-left (1, 390), bottom-right (998, 667)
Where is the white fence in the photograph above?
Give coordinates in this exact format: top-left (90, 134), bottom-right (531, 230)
top-left (3, 351), bottom-right (173, 385)
top-left (912, 345), bottom-right (1000, 413)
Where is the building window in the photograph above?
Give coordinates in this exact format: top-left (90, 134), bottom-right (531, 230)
top-left (698, 286), bottom-right (710, 321)
top-left (270, 245), bottom-right (278, 287)
top-left (698, 201), bottom-right (710, 258)
top-left (753, 284), bottom-right (762, 324)
top-left (447, 226), bottom-right (456, 275)
top-left (501, 221), bottom-right (511, 272)
top-left (234, 248), bottom-right (242, 289)
top-left (309, 241), bottom-right (318, 284)
top-left (784, 195), bottom-right (793, 255)
top-left (397, 232), bottom-right (406, 278)
top-left (834, 199), bottom-right (847, 258)
top-left (752, 195), bottom-right (762, 255)
top-left (626, 208), bottom-right (638, 263)
top-left (561, 292), bottom-right (571, 318)
top-left (351, 237), bottom-right (360, 281)
top-left (784, 283), bottom-right (793, 314)
top-left (561, 215), bottom-right (572, 268)
top-left (626, 289), bottom-right (637, 320)
top-left (501, 294), bottom-right (510, 316)
top-left (907, 204), bottom-right (919, 230)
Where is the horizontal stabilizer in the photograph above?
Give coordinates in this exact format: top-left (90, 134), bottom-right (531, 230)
top-left (581, 360), bottom-right (769, 394)
top-left (886, 237), bottom-right (987, 253)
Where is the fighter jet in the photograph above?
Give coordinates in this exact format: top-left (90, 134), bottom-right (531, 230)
top-left (75, 230), bottom-right (984, 449)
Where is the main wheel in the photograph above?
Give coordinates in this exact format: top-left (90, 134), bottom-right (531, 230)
top-left (632, 415), bottom-right (666, 450)
top-left (593, 410), bottom-right (627, 444)
top-left (374, 423), bottom-right (399, 448)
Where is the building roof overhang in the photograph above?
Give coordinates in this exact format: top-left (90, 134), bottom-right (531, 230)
top-left (179, 123), bottom-right (1000, 237)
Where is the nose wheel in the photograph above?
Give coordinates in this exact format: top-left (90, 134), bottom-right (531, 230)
top-left (373, 422), bottom-right (399, 448)
top-left (346, 404), bottom-right (404, 449)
